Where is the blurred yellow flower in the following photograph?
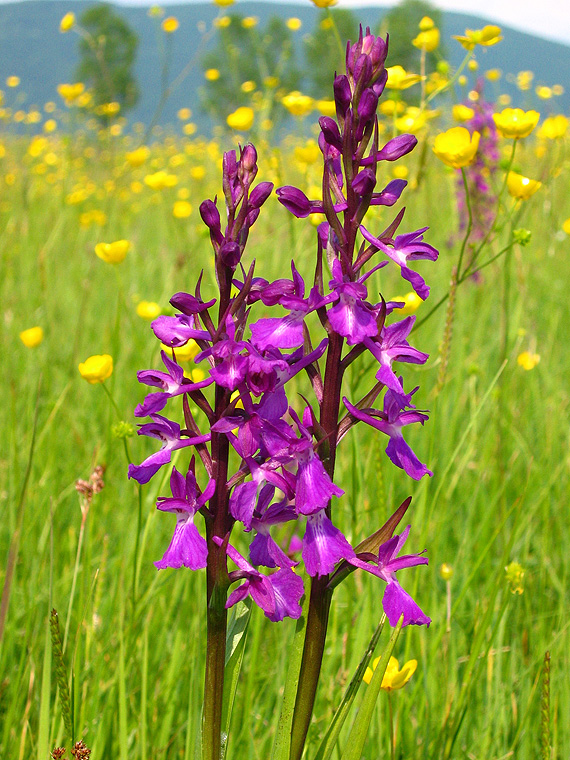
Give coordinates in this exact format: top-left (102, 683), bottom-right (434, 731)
top-left (311, 0), bottom-right (337, 6)
top-left (454, 25), bottom-right (502, 50)
top-left (178, 107), bottom-right (192, 120)
top-left (517, 351), bottom-right (540, 371)
top-left (386, 65), bottom-right (422, 90)
top-left (282, 91), bottom-right (313, 116)
top-left (241, 16), bottom-right (258, 28)
top-left (213, 0), bottom-right (234, 6)
top-left (19, 326), bottom-right (44, 348)
top-left (173, 200), bottom-right (193, 218)
top-left (214, 15), bottom-right (231, 28)
top-left (126, 145), bottom-right (150, 167)
top-left (162, 16), bottom-right (179, 33)
top-left (506, 172), bottom-right (541, 200)
top-left (537, 114), bottom-right (568, 139)
top-left (379, 99), bottom-right (405, 116)
top-left (144, 170), bottom-right (178, 189)
top-left (160, 340), bottom-right (200, 362)
top-left (226, 106), bottom-right (254, 130)
top-left (452, 104), bottom-right (475, 122)
top-left (205, 68), bottom-right (220, 81)
top-left (294, 140), bottom-right (320, 165)
top-left (505, 561), bottom-right (525, 594)
top-left (6, 76), bottom-right (20, 88)
top-left (316, 99), bottom-right (336, 116)
top-left (183, 122), bottom-right (197, 136)
top-left (394, 291), bottom-right (422, 314)
top-left (241, 80), bottom-right (256, 93)
top-left (440, 563), bottom-right (454, 580)
top-left (392, 165), bottom-right (408, 180)
top-left (136, 301), bottom-right (161, 320)
top-left (493, 108), bottom-right (539, 138)
top-left (57, 82), bottom-right (85, 103)
top-left (485, 68), bottom-right (502, 82)
top-left (395, 106), bottom-right (428, 133)
top-left (43, 119), bottom-right (57, 133)
top-left (287, 17), bottom-right (302, 31)
top-left (78, 354), bottom-right (113, 384)
top-left (552, 84), bottom-right (564, 96)
top-left (563, 218), bottom-right (570, 236)
top-left (263, 76), bottom-right (279, 88)
top-left (419, 16), bottom-right (434, 30)
top-left (516, 71), bottom-right (533, 91)
top-left (95, 239), bottom-right (130, 263)
top-left (433, 127), bottom-right (480, 168)
top-left (412, 27), bottom-right (440, 52)
top-left (535, 85), bottom-right (552, 100)
top-left (190, 165), bottom-right (206, 180)
top-left (363, 656), bottom-right (417, 690)
top-left (60, 12), bottom-right (75, 32)
top-left (468, 59), bottom-right (479, 71)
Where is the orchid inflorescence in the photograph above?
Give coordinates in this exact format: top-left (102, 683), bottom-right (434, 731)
top-left (130, 26), bottom-right (437, 756)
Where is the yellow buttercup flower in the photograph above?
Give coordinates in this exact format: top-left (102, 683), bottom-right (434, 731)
top-left (136, 301), bottom-right (161, 320)
top-left (213, 0), bottom-right (234, 6)
top-left (205, 68), bottom-right (220, 82)
top-left (178, 107), bottom-right (192, 120)
top-left (517, 351), bottom-right (540, 371)
top-left (412, 27), bottom-right (440, 52)
top-left (241, 16), bottom-right (258, 28)
top-left (311, 0), bottom-right (337, 7)
top-left (454, 25), bottom-right (502, 50)
top-left (19, 326), bottom-right (44, 348)
top-left (162, 16), bottom-right (179, 33)
top-left (241, 80), bottom-right (256, 93)
top-left (286, 17), bottom-right (302, 31)
top-left (95, 239), bottom-right (130, 264)
top-left (563, 218), bottom-right (570, 236)
top-left (173, 200), bottom-right (192, 218)
top-left (78, 354), bottom-right (113, 384)
top-left (57, 82), bottom-right (85, 103)
top-left (60, 12), bottom-right (75, 32)
top-left (419, 16), bottom-right (434, 31)
top-left (506, 172), bottom-right (541, 200)
top-left (282, 91), bottom-right (313, 117)
top-left (493, 108), bottom-right (540, 139)
top-left (386, 65), bottom-right (422, 90)
top-left (452, 104), bottom-right (475, 122)
top-left (535, 86), bottom-right (552, 100)
top-left (433, 127), bottom-right (480, 169)
top-left (537, 114), bottom-right (568, 140)
top-left (160, 340), bottom-right (200, 362)
top-left (6, 76), bottom-right (20, 88)
top-left (363, 656), bottom-right (417, 690)
top-left (226, 106), bottom-right (254, 131)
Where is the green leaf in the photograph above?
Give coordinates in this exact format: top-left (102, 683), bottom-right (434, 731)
top-left (270, 600), bottom-right (307, 760)
top-left (220, 599), bottom-right (252, 760)
top-left (313, 615), bottom-right (387, 760)
top-left (340, 617), bottom-right (403, 760)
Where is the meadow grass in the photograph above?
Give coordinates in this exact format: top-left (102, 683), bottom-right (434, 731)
top-left (0, 123), bottom-right (568, 760)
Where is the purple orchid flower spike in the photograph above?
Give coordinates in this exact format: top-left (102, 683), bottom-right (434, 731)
top-left (155, 465), bottom-right (215, 570)
top-left (302, 509), bottom-right (355, 577)
top-left (213, 536), bottom-right (304, 622)
top-left (343, 389), bottom-right (432, 481)
top-left (128, 415), bottom-right (211, 484)
top-left (328, 258), bottom-right (387, 345)
top-left (360, 225), bottom-right (439, 300)
top-left (349, 525), bottom-right (430, 627)
top-left (195, 316), bottom-right (249, 391)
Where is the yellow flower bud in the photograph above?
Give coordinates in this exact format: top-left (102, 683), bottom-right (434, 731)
top-left (94, 239), bottom-right (130, 264)
top-left (60, 12), bottom-right (75, 32)
top-left (19, 326), bottom-right (44, 348)
top-left (136, 301), bottom-right (161, 320)
top-left (440, 563), bottom-right (453, 580)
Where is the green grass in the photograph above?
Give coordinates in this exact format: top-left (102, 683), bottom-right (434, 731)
top-left (0, 128), bottom-right (568, 760)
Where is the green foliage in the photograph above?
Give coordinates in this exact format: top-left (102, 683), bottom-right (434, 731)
top-left (304, 9), bottom-right (360, 98)
top-left (200, 15), bottom-right (301, 127)
top-left (382, 0), bottom-right (443, 71)
top-left (76, 3), bottom-right (139, 116)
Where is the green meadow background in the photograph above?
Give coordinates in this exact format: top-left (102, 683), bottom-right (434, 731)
top-left (1, 11), bottom-right (569, 760)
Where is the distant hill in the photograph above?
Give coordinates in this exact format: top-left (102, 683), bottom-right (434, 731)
top-left (1, 0), bottom-right (568, 132)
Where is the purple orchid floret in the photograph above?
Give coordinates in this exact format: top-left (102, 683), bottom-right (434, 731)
top-left (155, 465), bottom-right (214, 570)
top-left (249, 497), bottom-right (298, 568)
top-left (151, 314), bottom-right (211, 347)
top-left (363, 316), bottom-right (429, 400)
top-left (128, 415), bottom-right (211, 484)
top-left (170, 291), bottom-right (216, 315)
top-left (344, 389), bottom-right (432, 481)
top-left (328, 259), bottom-right (387, 345)
top-left (135, 351), bottom-right (213, 417)
top-left (214, 536), bottom-right (304, 622)
top-left (360, 225), bottom-right (439, 300)
top-left (302, 509), bottom-right (355, 577)
top-left (348, 525), bottom-right (430, 627)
